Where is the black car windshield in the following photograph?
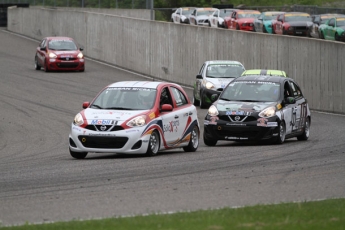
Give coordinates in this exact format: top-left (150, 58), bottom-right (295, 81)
top-left (206, 64), bottom-right (245, 78)
top-left (220, 80), bottom-right (280, 102)
top-left (91, 87), bottom-right (157, 110)
top-left (48, 40), bottom-right (78, 50)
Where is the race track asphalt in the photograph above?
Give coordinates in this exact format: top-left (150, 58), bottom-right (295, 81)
top-left (0, 29), bottom-right (344, 226)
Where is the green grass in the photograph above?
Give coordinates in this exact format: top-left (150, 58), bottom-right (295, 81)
top-left (1, 198), bottom-right (345, 230)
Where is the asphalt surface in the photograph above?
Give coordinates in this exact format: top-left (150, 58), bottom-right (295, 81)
top-left (0, 29), bottom-right (344, 226)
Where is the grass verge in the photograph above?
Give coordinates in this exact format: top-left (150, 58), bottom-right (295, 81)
top-left (1, 198), bottom-right (344, 230)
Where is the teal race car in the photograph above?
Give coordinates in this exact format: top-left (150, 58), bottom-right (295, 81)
top-left (253, 11), bottom-right (284, 34)
top-left (319, 17), bottom-right (345, 42)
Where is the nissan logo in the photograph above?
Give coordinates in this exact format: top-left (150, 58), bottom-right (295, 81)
top-left (235, 116), bottom-right (240, 121)
top-left (100, 125), bottom-right (107, 131)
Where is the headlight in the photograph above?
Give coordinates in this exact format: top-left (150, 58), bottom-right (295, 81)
top-left (205, 81), bottom-right (215, 89)
top-left (73, 113), bottom-right (84, 126)
top-left (259, 106), bottom-right (276, 118)
top-left (208, 105), bottom-right (219, 116)
top-left (77, 52), bottom-right (84, 59)
top-left (127, 115), bottom-right (147, 127)
top-left (48, 52), bottom-right (57, 58)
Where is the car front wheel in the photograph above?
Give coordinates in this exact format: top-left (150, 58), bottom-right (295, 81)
top-left (203, 132), bottom-right (217, 146)
top-left (35, 56), bottom-right (41, 70)
top-left (199, 91), bottom-right (207, 109)
top-left (70, 149), bottom-right (88, 159)
top-left (297, 117), bottom-right (310, 141)
top-left (275, 121), bottom-right (286, 144)
top-left (146, 130), bottom-right (160, 156)
top-left (183, 125), bottom-right (199, 152)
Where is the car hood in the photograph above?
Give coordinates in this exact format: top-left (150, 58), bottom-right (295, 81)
top-left (237, 18), bottom-right (256, 23)
top-left (83, 108), bottom-right (149, 125)
top-left (51, 50), bottom-right (80, 56)
top-left (215, 100), bottom-right (277, 113)
top-left (206, 77), bottom-right (235, 89)
top-left (196, 15), bottom-right (209, 20)
top-left (286, 21), bottom-right (313, 26)
top-left (338, 26), bottom-right (345, 31)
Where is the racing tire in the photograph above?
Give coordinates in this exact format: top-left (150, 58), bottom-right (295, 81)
top-left (275, 121), bottom-right (286, 144)
top-left (199, 92), bottom-right (207, 109)
top-left (263, 26), bottom-right (267, 33)
top-left (320, 31), bottom-right (325, 39)
top-left (70, 149), bottom-right (88, 159)
top-left (44, 61), bottom-right (49, 72)
top-left (297, 117), bottom-right (310, 141)
top-left (145, 130), bottom-right (160, 157)
top-left (203, 132), bottom-right (217, 146)
top-left (35, 56), bottom-right (41, 70)
top-left (208, 22), bottom-right (211, 27)
top-left (282, 28), bottom-right (287, 35)
top-left (335, 33), bottom-right (340, 41)
top-left (236, 24), bottom-right (240, 30)
top-left (183, 125), bottom-right (199, 152)
top-left (193, 95), bottom-right (200, 106)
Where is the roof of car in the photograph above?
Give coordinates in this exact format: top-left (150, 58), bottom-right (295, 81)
top-left (241, 69), bottom-right (287, 77)
top-left (107, 81), bottom-right (174, 89)
top-left (234, 75), bottom-right (290, 83)
top-left (206, 60), bottom-right (244, 66)
top-left (45, 36), bottom-right (74, 40)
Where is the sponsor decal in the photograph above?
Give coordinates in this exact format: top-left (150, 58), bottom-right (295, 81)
top-left (90, 120), bottom-right (115, 125)
top-left (225, 136), bottom-right (248, 140)
top-left (226, 123), bottom-right (246, 126)
top-left (149, 112), bottom-right (155, 119)
top-left (267, 122), bottom-right (278, 127)
top-left (209, 116), bottom-right (219, 125)
top-left (226, 110), bottom-right (252, 116)
top-left (88, 133), bottom-right (116, 136)
top-left (72, 127), bottom-right (82, 132)
top-left (163, 120), bottom-right (179, 133)
top-left (126, 129), bottom-right (140, 133)
top-left (257, 118), bottom-right (268, 127)
top-left (276, 103), bottom-right (282, 110)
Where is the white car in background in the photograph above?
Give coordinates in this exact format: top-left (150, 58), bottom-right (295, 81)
top-left (171, 7), bottom-right (195, 24)
top-left (189, 7), bottom-right (217, 26)
top-left (208, 8), bottom-right (235, 28)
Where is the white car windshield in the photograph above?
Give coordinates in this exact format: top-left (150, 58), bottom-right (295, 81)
top-left (220, 81), bottom-right (281, 102)
top-left (206, 64), bottom-right (245, 78)
top-left (91, 87), bottom-right (157, 110)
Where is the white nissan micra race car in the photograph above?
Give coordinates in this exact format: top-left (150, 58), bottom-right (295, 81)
top-left (69, 81), bottom-right (200, 159)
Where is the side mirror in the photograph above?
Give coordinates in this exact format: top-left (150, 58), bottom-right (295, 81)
top-left (40, 47), bottom-right (46, 51)
top-left (196, 74), bottom-right (203, 79)
top-left (210, 94), bottom-right (219, 102)
top-left (82, 102), bottom-right (90, 109)
top-left (79, 47), bottom-right (84, 51)
top-left (284, 97), bottom-right (295, 104)
top-left (161, 104), bottom-right (173, 111)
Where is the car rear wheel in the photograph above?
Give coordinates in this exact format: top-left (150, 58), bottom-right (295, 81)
top-left (275, 121), bottom-right (286, 144)
top-left (146, 130), bottom-right (160, 156)
top-left (236, 24), bottom-right (240, 30)
top-left (320, 31), bottom-right (325, 39)
top-left (35, 56), bottom-right (41, 70)
top-left (297, 117), bottom-right (310, 141)
top-left (203, 132), bottom-right (217, 146)
top-left (70, 149), bottom-right (88, 159)
top-left (183, 125), bottom-right (199, 152)
top-left (263, 26), bottom-right (267, 33)
top-left (335, 33), bottom-right (340, 41)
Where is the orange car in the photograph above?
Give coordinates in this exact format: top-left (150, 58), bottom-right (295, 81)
top-left (224, 9), bottom-right (261, 31)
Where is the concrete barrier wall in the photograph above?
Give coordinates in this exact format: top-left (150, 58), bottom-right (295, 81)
top-left (7, 7), bottom-right (345, 114)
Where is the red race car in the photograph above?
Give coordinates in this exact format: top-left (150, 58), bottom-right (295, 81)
top-left (225, 9), bottom-right (260, 31)
top-left (272, 12), bottom-right (313, 36)
top-left (35, 36), bottom-right (85, 72)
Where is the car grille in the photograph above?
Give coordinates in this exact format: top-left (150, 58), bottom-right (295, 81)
top-left (217, 127), bottom-right (259, 138)
top-left (84, 125), bottom-right (124, 132)
top-left (59, 57), bottom-right (77, 61)
top-left (56, 62), bottom-right (79, 68)
top-left (219, 115), bottom-right (257, 122)
top-left (78, 135), bottom-right (128, 149)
